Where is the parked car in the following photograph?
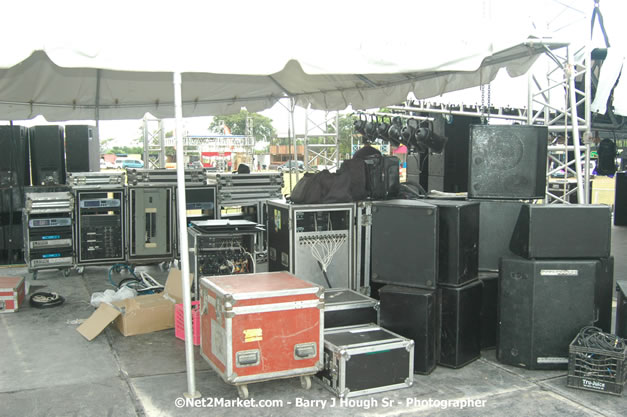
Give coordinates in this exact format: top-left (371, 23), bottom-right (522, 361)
top-left (277, 160), bottom-right (304, 172)
top-left (121, 159), bottom-right (144, 169)
top-left (100, 159), bottom-right (115, 169)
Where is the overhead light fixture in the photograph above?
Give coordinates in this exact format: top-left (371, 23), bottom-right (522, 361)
top-left (415, 127), bottom-right (448, 154)
top-left (387, 116), bottom-right (403, 146)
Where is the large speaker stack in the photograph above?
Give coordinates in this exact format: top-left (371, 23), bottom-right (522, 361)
top-left (0, 126), bottom-right (29, 265)
top-left (465, 124), bottom-right (549, 361)
top-left (497, 204), bottom-right (613, 370)
top-left (427, 200), bottom-right (482, 369)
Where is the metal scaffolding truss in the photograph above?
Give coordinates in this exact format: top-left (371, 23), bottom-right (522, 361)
top-left (303, 107), bottom-right (340, 171)
top-left (142, 116), bottom-right (166, 169)
top-left (529, 44), bottom-right (590, 204)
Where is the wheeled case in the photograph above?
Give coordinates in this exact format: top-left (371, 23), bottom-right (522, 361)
top-left (199, 271), bottom-right (324, 399)
top-left (316, 324), bottom-right (414, 398)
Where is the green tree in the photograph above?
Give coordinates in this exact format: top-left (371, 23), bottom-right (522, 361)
top-left (326, 114), bottom-right (356, 158)
top-left (210, 110), bottom-right (276, 142)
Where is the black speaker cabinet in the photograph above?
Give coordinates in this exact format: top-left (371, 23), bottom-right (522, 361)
top-left (438, 279), bottom-right (481, 368)
top-left (510, 204), bottom-right (611, 259)
top-left (479, 272), bottom-right (498, 349)
top-left (427, 115), bottom-right (480, 193)
top-left (595, 257), bottom-right (614, 333)
top-left (475, 199), bottom-right (524, 271)
top-left (0, 125), bottom-right (30, 188)
top-left (427, 199), bottom-right (479, 286)
top-left (65, 125), bottom-right (100, 172)
top-left (616, 172), bottom-right (627, 226)
top-left (468, 125), bottom-right (548, 199)
top-left (497, 257), bottom-right (596, 370)
top-left (617, 280), bottom-right (627, 338)
top-left (379, 285), bottom-right (438, 375)
top-left (1, 187), bottom-right (25, 214)
top-left (29, 126), bottom-right (66, 185)
top-left (371, 199), bottom-right (438, 289)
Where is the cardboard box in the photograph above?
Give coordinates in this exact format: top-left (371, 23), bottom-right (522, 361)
top-left (77, 268), bottom-right (190, 341)
top-left (0, 276), bottom-right (26, 313)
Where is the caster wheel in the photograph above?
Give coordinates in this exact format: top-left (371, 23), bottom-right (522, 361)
top-left (237, 385), bottom-right (249, 399)
top-left (32, 271), bottom-right (38, 280)
top-left (300, 375), bottom-right (312, 390)
top-left (76, 266), bottom-right (85, 275)
top-left (63, 269), bottom-right (71, 277)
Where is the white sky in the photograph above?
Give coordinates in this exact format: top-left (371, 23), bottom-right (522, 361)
top-left (2, 0), bottom-right (626, 145)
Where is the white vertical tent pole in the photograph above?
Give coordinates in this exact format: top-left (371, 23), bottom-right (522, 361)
top-left (174, 71), bottom-right (200, 398)
top-left (567, 47), bottom-right (584, 204)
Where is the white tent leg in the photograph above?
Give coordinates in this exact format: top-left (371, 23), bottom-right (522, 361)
top-left (174, 71), bottom-right (200, 399)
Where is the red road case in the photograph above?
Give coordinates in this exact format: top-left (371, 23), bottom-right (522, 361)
top-left (0, 276), bottom-right (26, 313)
top-left (200, 271), bottom-right (324, 398)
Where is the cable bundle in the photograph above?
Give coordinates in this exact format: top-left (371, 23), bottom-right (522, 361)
top-left (574, 326), bottom-right (626, 353)
top-left (107, 264), bottom-right (164, 294)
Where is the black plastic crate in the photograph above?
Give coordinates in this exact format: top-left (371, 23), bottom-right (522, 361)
top-left (567, 331), bottom-right (627, 396)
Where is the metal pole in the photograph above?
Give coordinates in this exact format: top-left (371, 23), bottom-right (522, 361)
top-left (304, 106), bottom-right (309, 170)
top-left (583, 45), bottom-right (592, 204)
top-left (291, 97), bottom-right (299, 182)
top-left (159, 120), bottom-right (166, 168)
top-left (335, 112), bottom-right (340, 167)
top-left (174, 71), bottom-right (200, 399)
top-left (567, 47), bottom-right (585, 204)
top-left (142, 116), bottom-right (149, 166)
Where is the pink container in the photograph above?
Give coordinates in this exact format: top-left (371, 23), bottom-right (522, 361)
top-left (175, 301), bottom-right (200, 346)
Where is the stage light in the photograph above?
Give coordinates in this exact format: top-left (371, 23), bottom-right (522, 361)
top-left (415, 127), bottom-right (448, 154)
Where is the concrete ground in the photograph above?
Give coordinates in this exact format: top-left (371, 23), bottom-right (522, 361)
top-left (1, 226), bottom-right (627, 417)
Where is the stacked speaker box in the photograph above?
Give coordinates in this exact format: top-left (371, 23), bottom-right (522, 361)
top-left (427, 115), bottom-right (480, 193)
top-left (468, 125), bottom-right (548, 200)
top-left (379, 285), bottom-right (438, 375)
top-left (497, 204), bottom-right (613, 369)
top-left (0, 125), bottom-right (30, 265)
top-left (427, 199), bottom-right (482, 368)
top-left (479, 272), bottom-right (498, 349)
top-left (370, 200), bottom-right (440, 375)
top-left (29, 125), bottom-right (66, 186)
top-left (65, 125), bottom-right (100, 173)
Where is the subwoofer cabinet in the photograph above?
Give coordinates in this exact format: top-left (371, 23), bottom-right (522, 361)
top-left (127, 187), bottom-right (173, 262)
top-left (509, 204), bottom-right (611, 259)
top-left (595, 257), bottom-right (614, 333)
top-left (267, 201), bottom-right (354, 290)
top-left (468, 125), bottom-right (548, 199)
top-left (475, 199), bottom-right (524, 272)
top-left (369, 199), bottom-right (438, 290)
top-left (426, 199), bottom-right (479, 286)
top-left (438, 280), bottom-right (482, 368)
top-left (427, 114), bottom-right (480, 193)
top-left (65, 125), bottom-right (100, 172)
top-left (29, 126), bottom-right (66, 186)
top-left (0, 125), bottom-right (30, 188)
top-left (479, 272), bottom-right (498, 349)
top-left (379, 285), bottom-right (438, 375)
top-left (497, 257), bottom-right (597, 370)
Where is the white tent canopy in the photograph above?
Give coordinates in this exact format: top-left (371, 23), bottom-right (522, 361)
top-left (0, 42), bottom-right (550, 121)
